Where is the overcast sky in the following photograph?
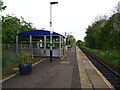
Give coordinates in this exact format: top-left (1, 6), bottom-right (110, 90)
top-left (2, 0), bottom-right (120, 41)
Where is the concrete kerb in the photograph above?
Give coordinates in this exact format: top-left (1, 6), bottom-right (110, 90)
top-left (0, 59), bottom-right (44, 83)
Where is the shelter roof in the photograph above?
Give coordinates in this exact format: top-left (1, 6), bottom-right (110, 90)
top-left (17, 30), bottom-right (65, 37)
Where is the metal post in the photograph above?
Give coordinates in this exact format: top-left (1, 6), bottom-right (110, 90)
top-left (50, 2), bottom-right (58, 62)
top-left (44, 35), bottom-right (46, 57)
top-left (30, 35), bottom-right (33, 58)
top-left (62, 37), bottom-right (64, 56)
top-left (16, 35), bottom-right (18, 54)
top-left (63, 37), bottom-right (66, 55)
top-left (50, 4), bottom-right (52, 62)
top-left (59, 36), bottom-right (61, 57)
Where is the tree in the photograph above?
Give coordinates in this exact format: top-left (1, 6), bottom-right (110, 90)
top-left (84, 13), bottom-right (120, 51)
top-left (84, 17), bottom-right (107, 49)
top-left (83, 2), bottom-right (120, 66)
top-left (112, 1), bottom-right (120, 14)
top-left (66, 35), bottom-right (76, 45)
top-left (2, 15), bottom-right (35, 44)
top-left (99, 13), bottom-right (120, 50)
top-left (2, 15), bottom-right (20, 43)
top-left (76, 40), bottom-right (85, 47)
top-left (0, 0), bottom-right (7, 11)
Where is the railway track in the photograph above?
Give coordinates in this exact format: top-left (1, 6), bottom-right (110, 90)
top-left (79, 47), bottom-right (120, 89)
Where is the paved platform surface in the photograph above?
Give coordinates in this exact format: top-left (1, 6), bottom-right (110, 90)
top-left (2, 46), bottom-right (114, 89)
top-left (2, 46), bottom-right (81, 88)
top-left (76, 46), bottom-right (114, 89)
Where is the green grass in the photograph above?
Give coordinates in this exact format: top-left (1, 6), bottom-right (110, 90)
top-left (84, 47), bottom-right (120, 67)
top-left (2, 58), bottom-right (43, 80)
top-left (2, 50), bottom-right (44, 80)
top-left (2, 50), bottom-right (21, 68)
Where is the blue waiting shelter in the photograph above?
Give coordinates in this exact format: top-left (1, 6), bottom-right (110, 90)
top-left (16, 30), bottom-right (66, 58)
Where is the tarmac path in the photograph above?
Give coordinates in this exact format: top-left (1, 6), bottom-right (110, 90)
top-left (2, 46), bottom-right (81, 88)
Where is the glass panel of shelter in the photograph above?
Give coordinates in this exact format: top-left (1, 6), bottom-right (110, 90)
top-left (46, 36), bottom-right (60, 49)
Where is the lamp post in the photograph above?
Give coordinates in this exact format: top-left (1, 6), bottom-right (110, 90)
top-left (50, 2), bottom-right (58, 62)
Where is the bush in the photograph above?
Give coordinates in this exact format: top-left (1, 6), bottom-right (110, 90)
top-left (21, 51), bottom-right (31, 64)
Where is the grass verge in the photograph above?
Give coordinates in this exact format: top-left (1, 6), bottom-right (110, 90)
top-left (2, 58), bottom-right (43, 80)
top-left (84, 47), bottom-right (120, 67)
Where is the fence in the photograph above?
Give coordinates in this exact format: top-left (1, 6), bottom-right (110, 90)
top-left (2, 44), bottom-right (21, 68)
top-left (2, 43), bottom-right (66, 57)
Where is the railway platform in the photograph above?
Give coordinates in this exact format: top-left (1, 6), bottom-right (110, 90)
top-left (2, 46), bottom-right (115, 89)
top-left (76, 46), bottom-right (114, 89)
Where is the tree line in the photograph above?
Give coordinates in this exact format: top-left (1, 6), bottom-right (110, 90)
top-left (84, 3), bottom-right (120, 52)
